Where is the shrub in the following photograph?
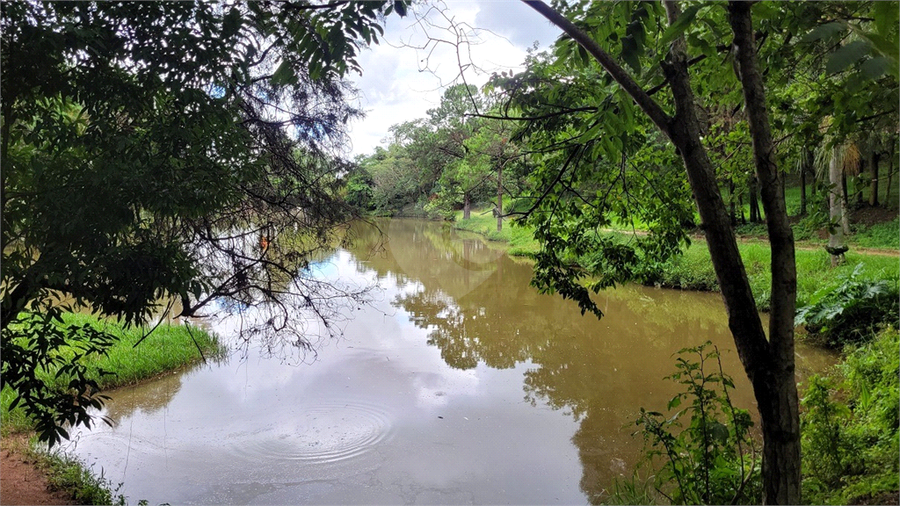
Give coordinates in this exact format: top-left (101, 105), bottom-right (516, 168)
top-left (794, 264), bottom-right (899, 348)
top-left (633, 342), bottom-right (761, 505)
top-left (800, 327), bottom-right (900, 504)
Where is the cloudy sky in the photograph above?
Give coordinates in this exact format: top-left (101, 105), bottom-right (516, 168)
top-left (346, 1), bottom-right (563, 157)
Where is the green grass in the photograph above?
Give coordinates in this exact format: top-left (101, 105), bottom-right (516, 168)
top-left (26, 444), bottom-right (126, 505)
top-left (452, 208), bottom-right (899, 311)
top-left (453, 211), bottom-right (541, 256)
top-left (851, 217), bottom-right (899, 249)
top-left (51, 313), bottom-right (226, 391)
top-left (2, 314), bottom-right (225, 435)
top-left (1, 314), bottom-right (224, 505)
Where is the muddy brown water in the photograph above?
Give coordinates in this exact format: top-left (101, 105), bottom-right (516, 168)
top-left (68, 219), bottom-right (836, 505)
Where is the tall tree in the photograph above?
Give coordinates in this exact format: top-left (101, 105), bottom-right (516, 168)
top-left (1, 0), bottom-right (404, 445)
top-left (505, 1), bottom-right (800, 502)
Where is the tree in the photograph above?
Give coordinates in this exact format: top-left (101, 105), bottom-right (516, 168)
top-left (484, 1), bottom-right (798, 502)
top-left (488, 1), bottom-right (897, 502)
top-left (1, 1), bottom-right (404, 446)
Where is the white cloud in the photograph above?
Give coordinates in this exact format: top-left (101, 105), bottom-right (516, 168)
top-left (347, 1), bottom-right (562, 157)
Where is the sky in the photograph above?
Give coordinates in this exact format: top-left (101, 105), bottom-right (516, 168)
top-left (346, 1), bottom-right (563, 157)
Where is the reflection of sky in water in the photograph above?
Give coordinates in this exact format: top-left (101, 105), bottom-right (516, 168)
top-left (68, 221), bottom-right (836, 506)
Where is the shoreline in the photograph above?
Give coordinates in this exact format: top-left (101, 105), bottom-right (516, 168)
top-left (1, 317), bottom-right (224, 506)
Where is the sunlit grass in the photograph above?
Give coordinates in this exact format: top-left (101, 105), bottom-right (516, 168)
top-left (1, 314), bottom-right (225, 436)
top-left (451, 207), bottom-right (899, 311)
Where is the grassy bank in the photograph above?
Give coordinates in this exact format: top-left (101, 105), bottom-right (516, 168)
top-left (1, 314), bottom-right (225, 504)
top-left (452, 211), bottom-right (899, 310)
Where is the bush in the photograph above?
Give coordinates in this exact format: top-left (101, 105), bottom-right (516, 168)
top-left (633, 342), bottom-right (761, 505)
top-left (795, 264), bottom-right (899, 347)
top-left (800, 327), bottom-right (899, 504)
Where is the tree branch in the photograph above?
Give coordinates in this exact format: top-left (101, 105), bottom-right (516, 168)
top-left (522, 0), bottom-right (672, 135)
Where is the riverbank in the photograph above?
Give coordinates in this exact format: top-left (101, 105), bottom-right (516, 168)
top-left (453, 213), bottom-right (899, 504)
top-left (452, 212), bottom-right (899, 311)
top-left (1, 315), bottom-right (224, 505)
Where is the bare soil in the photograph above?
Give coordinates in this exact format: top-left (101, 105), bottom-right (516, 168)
top-left (1, 436), bottom-right (73, 506)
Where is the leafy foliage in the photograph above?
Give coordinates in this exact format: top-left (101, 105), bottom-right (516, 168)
top-left (1, 0), bottom-right (404, 444)
top-left (634, 342), bottom-right (760, 505)
top-left (801, 327), bottom-right (900, 504)
top-left (795, 264), bottom-right (899, 347)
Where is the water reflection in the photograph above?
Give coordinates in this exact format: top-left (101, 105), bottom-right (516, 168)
top-left (349, 219), bottom-right (835, 502)
top-left (70, 219), bottom-right (835, 505)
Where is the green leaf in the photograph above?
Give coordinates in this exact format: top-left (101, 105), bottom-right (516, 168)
top-left (800, 22), bottom-right (845, 44)
top-left (859, 56), bottom-right (890, 81)
top-left (873, 1), bottom-right (899, 40)
top-left (825, 40), bottom-right (870, 74)
top-left (393, 1), bottom-right (407, 17)
top-left (659, 4), bottom-right (702, 47)
top-left (710, 422), bottom-right (729, 443)
top-left (621, 35), bottom-right (642, 75)
top-left (667, 396), bottom-right (682, 410)
top-left (271, 59), bottom-right (295, 86)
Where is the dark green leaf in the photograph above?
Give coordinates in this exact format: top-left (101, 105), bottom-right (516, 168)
top-left (659, 4), bottom-right (702, 47)
top-left (826, 40), bottom-right (871, 74)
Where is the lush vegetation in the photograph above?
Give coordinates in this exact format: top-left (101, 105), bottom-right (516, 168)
top-left (1, 314), bottom-right (224, 437)
top-left (613, 325), bottom-right (898, 506)
top-left (1, 1), bottom-right (406, 444)
top-left (800, 327), bottom-right (899, 505)
top-left (633, 343), bottom-right (761, 505)
top-left (449, 207), bottom-right (899, 312)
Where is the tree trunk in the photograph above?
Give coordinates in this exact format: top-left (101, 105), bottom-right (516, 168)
top-left (886, 144), bottom-right (895, 205)
top-left (869, 150), bottom-right (880, 207)
top-left (828, 152), bottom-right (847, 267)
top-left (799, 165), bottom-right (807, 216)
top-left (800, 148), bottom-right (812, 216)
top-left (749, 175), bottom-right (761, 223)
top-left (840, 172), bottom-right (851, 235)
top-left (729, 180), bottom-right (737, 225)
top-left (727, 4), bottom-right (799, 502)
top-left (497, 163), bottom-right (503, 232)
top-left (524, 1), bottom-right (800, 502)
top-left (463, 192), bottom-right (471, 220)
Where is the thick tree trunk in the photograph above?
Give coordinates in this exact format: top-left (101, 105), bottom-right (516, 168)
top-left (869, 151), bottom-right (880, 207)
top-left (524, 1), bottom-right (800, 502)
top-left (463, 192), bottom-right (471, 220)
top-left (828, 153), bottom-right (847, 266)
top-left (728, 4), bottom-right (799, 502)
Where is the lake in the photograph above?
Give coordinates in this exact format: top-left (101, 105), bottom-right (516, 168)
top-left (69, 219), bottom-right (835, 504)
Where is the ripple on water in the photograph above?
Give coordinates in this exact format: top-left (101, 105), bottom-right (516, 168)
top-left (230, 401), bottom-right (393, 465)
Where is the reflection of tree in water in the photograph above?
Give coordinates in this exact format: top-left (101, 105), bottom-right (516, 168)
top-left (346, 219), bottom-right (504, 297)
top-left (101, 360), bottom-right (213, 423)
top-left (375, 220), bottom-right (755, 503)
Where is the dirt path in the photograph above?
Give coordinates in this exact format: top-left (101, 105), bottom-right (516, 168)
top-left (602, 228), bottom-right (899, 257)
top-left (1, 436), bottom-right (73, 506)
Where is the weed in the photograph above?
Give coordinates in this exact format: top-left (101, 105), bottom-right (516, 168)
top-left (634, 342), bottom-right (761, 505)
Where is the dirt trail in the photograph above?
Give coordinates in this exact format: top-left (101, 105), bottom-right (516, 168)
top-left (603, 228), bottom-right (899, 257)
top-left (1, 436), bottom-right (73, 506)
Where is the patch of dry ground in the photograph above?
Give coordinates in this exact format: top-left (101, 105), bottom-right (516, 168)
top-left (1, 436), bottom-right (73, 506)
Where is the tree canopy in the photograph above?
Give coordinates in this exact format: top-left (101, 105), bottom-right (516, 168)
top-left (1, 0), bottom-right (404, 446)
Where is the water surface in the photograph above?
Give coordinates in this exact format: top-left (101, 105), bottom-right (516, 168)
top-left (70, 219), bottom-right (835, 504)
